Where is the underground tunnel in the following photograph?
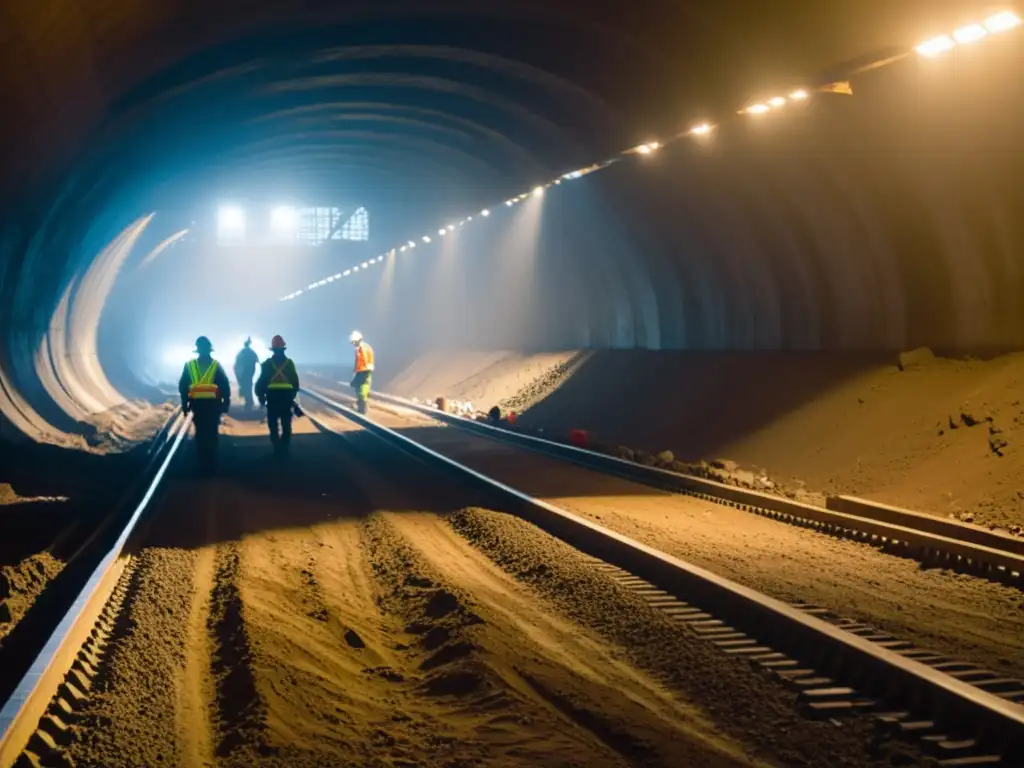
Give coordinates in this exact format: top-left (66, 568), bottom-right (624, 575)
top-left (1, 2), bottom-right (1024, 766)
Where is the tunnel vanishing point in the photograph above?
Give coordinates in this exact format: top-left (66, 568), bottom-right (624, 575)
top-left (1, 1), bottom-right (1023, 445)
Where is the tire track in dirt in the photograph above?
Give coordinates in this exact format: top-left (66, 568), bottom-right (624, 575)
top-left (178, 543), bottom-right (216, 767)
top-left (375, 511), bottom-right (761, 768)
top-left (207, 542), bottom-right (269, 760)
top-left (446, 506), bottom-right (909, 768)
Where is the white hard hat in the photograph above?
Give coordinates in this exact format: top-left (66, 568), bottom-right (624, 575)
top-left (349, 330), bottom-right (363, 343)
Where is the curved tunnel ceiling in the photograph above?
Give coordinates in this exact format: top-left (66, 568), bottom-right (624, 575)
top-left (1, 0), bottom-right (1022, 442)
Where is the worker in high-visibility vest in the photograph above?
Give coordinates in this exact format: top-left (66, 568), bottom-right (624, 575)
top-left (255, 335), bottom-right (300, 455)
top-left (177, 336), bottom-right (231, 472)
top-left (349, 330), bottom-right (374, 414)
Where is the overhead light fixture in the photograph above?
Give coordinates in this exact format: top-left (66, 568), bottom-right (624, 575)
top-left (481, 209), bottom-right (490, 216)
top-left (789, 89), bottom-right (808, 100)
top-left (533, 186), bottom-right (544, 196)
top-left (690, 123), bottom-right (713, 136)
top-left (953, 23), bottom-right (988, 44)
top-left (746, 103), bottom-right (770, 114)
top-left (916, 34), bottom-right (956, 57)
top-left (985, 11), bottom-right (1021, 33)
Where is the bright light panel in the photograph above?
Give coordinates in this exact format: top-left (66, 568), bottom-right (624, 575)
top-left (532, 186), bottom-right (544, 196)
top-left (217, 206), bottom-right (245, 241)
top-left (270, 205), bottom-right (297, 233)
top-left (985, 11), bottom-right (1021, 33)
top-left (953, 23), bottom-right (988, 44)
top-left (769, 96), bottom-right (787, 107)
top-left (916, 34), bottom-right (956, 57)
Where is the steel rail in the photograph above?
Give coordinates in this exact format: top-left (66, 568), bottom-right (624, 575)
top-left (305, 376), bottom-right (1023, 581)
top-left (303, 387), bottom-right (1024, 759)
top-left (0, 410), bottom-right (192, 767)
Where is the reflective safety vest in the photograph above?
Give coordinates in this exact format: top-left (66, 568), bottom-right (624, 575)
top-left (268, 358), bottom-right (296, 390)
top-left (188, 359), bottom-right (221, 400)
top-left (354, 342), bottom-right (375, 373)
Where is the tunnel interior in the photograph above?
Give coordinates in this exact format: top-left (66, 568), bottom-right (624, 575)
top-left (1, 1), bottom-right (1024, 446)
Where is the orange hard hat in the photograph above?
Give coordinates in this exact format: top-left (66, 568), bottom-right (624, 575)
top-left (270, 335), bottom-right (286, 349)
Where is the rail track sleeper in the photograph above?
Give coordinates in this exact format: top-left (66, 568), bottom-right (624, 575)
top-left (875, 640), bottom-right (914, 650)
top-left (36, 717), bottom-right (70, 748)
top-left (307, 389), bottom-right (1024, 760)
top-left (898, 720), bottom-right (940, 736)
top-left (701, 632), bottom-right (747, 641)
top-left (712, 639), bottom-right (757, 648)
top-left (22, 732), bottom-right (57, 762)
top-left (801, 699), bottom-right (879, 719)
top-left (932, 739), bottom-right (981, 755)
top-left (748, 651), bottom-right (786, 660)
top-left (799, 686), bottom-right (857, 700)
top-left (759, 660), bottom-right (801, 672)
top-left (928, 756), bottom-right (1005, 766)
top-left (973, 679), bottom-right (1023, 693)
top-left (897, 650), bottom-right (946, 661)
top-left (659, 606), bottom-right (696, 615)
top-left (947, 670), bottom-right (1000, 683)
top-left (675, 613), bottom-right (715, 623)
top-left (785, 677), bottom-right (836, 691)
top-left (722, 645), bottom-right (774, 656)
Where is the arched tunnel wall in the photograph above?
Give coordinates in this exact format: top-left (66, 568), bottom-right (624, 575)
top-left (274, 41), bottom-right (1024, 359)
top-left (4, 30), bottom-right (1024, 442)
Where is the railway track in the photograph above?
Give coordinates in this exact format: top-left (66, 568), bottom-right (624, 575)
top-left (302, 382), bottom-right (1024, 764)
top-left (1, 388), bottom-right (1021, 765)
top-left (0, 410), bottom-right (191, 767)
top-left (306, 374), bottom-right (1023, 587)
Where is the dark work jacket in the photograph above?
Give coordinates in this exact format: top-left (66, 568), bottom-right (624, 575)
top-left (234, 346), bottom-right (259, 380)
top-left (255, 355), bottom-right (299, 404)
top-left (178, 358), bottom-right (232, 410)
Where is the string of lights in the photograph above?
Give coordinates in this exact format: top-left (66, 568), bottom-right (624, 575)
top-left (279, 9), bottom-right (1021, 302)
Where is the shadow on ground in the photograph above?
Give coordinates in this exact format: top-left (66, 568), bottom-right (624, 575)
top-left (137, 427), bottom-right (488, 552)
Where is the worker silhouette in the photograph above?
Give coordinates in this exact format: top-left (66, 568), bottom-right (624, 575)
top-left (234, 337), bottom-right (259, 411)
top-left (178, 336), bottom-right (231, 473)
top-left (255, 335), bottom-right (300, 456)
top-left (349, 330), bottom-right (375, 414)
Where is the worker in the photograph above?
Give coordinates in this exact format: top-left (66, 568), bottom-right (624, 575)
top-left (255, 335), bottom-right (300, 455)
top-left (233, 337), bottom-right (260, 411)
top-left (178, 336), bottom-right (231, 473)
top-left (349, 330), bottom-right (374, 414)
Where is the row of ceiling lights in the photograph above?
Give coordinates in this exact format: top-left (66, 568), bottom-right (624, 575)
top-left (280, 9), bottom-right (1021, 302)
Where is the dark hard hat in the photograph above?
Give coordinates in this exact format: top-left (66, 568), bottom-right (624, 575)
top-left (194, 336), bottom-right (213, 352)
top-left (271, 335), bottom-right (286, 350)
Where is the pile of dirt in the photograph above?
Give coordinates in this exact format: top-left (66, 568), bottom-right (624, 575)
top-left (381, 350), bottom-right (580, 409)
top-left (423, 348), bottom-right (1024, 530)
top-left (0, 551), bottom-right (63, 643)
top-left (81, 400), bottom-right (178, 453)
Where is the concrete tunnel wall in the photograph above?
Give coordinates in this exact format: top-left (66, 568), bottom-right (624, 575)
top-left (4, 32), bottom-right (1024, 442)
top-left (277, 42), bottom-right (1024, 358)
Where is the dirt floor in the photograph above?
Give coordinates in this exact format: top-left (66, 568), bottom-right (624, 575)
top-left (358, 348), bottom-right (1024, 531)
top-left (53, 403), bottom-right (911, 768)
top-left (304, 382), bottom-right (1024, 682)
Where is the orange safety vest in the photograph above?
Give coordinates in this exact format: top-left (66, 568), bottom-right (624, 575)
top-left (188, 359), bottom-right (221, 400)
top-left (268, 358), bottom-right (296, 390)
top-left (354, 342), bottom-right (375, 373)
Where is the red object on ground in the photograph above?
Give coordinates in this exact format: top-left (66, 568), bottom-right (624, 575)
top-left (569, 429), bottom-right (589, 448)
top-left (507, 411), bottom-right (518, 424)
